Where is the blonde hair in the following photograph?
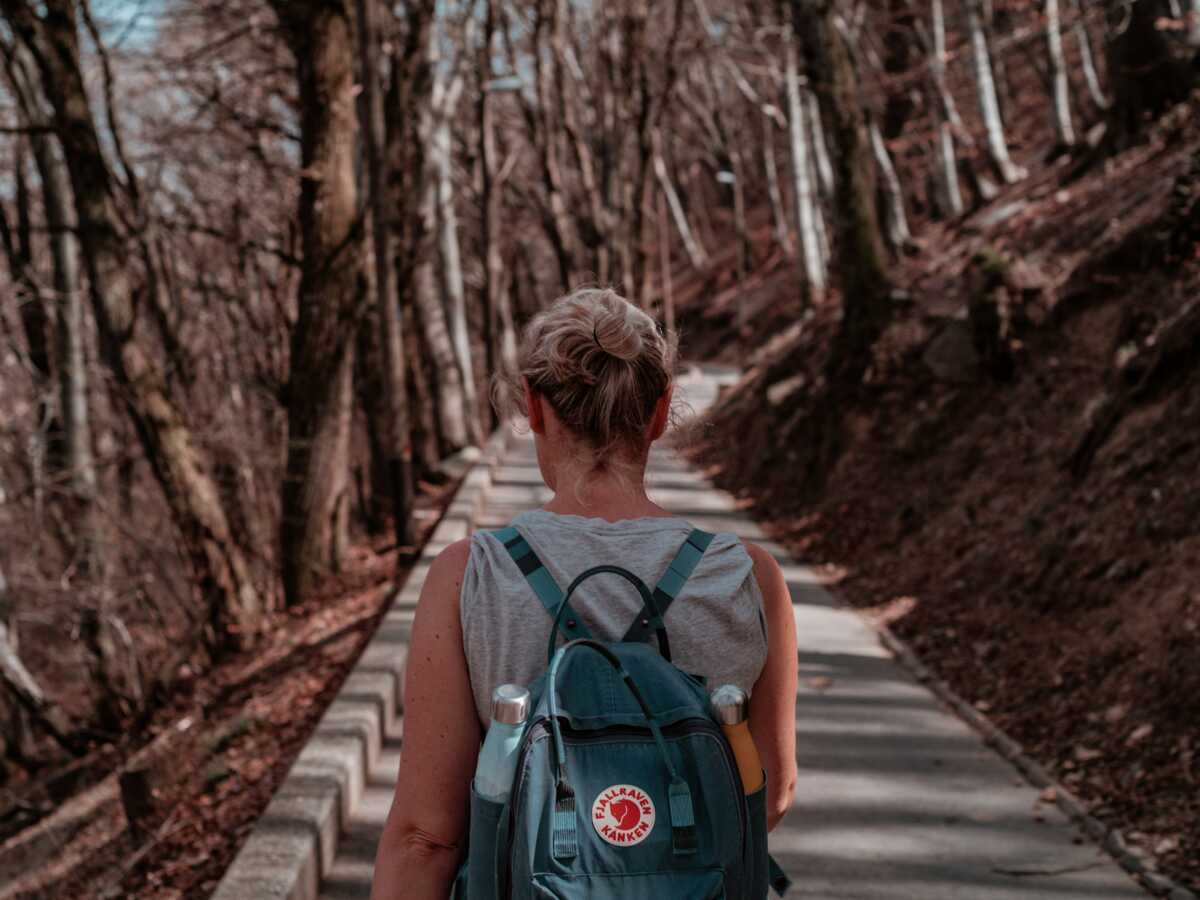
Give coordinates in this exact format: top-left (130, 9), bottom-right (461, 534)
top-left (493, 287), bottom-right (678, 467)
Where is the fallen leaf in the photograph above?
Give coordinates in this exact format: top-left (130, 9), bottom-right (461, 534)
top-left (1154, 837), bottom-right (1179, 855)
top-left (1104, 702), bottom-right (1129, 724)
top-left (1127, 723), bottom-right (1154, 745)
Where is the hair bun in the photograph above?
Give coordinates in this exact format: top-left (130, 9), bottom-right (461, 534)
top-left (495, 286), bottom-right (677, 457)
top-left (592, 305), bottom-right (642, 362)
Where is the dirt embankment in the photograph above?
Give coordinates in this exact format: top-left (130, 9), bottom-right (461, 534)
top-left (685, 107), bottom-right (1200, 891)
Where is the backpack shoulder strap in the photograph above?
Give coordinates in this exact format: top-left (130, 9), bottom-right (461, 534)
top-left (622, 528), bottom-right (714, 643)
top-left (488, 526), bottom-right (593, 643)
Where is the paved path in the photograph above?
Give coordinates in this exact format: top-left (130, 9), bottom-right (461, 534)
top-left (319, 365), bottom-right (1146, 899)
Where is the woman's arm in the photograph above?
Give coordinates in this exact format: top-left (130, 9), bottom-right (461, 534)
top-left (744, 541), bottom-right (798, 831)
top-left (370, 538), bottom-right (480, 900)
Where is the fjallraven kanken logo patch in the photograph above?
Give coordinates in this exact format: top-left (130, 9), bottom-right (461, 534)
top-left (592, 784), bottom-right (656, 846)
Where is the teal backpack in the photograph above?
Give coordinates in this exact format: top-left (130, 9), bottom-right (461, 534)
top-left (455, 524), bottom-right (791, 899)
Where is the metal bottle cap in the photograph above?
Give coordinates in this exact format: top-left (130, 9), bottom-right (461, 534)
top-left (710, 684), bottom-right (748, 725)
top-left (491, 684), bottom-right (530, 726)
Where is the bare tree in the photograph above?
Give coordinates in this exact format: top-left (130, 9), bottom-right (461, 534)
top-left (4, 44), bottom-right (96, 549)
top-left (806, 88), bottom-right (835, 202)
top-left (789, 0), bottom-right (891, 382)
top-left (966, 0), bottom-right (1026, 183)
top-left (785, 30), bottom-right (828, 299)
top-left (356, 0), bottom-right (415, 547)
top-left (478, 1), bottom-right (519, 384)
top-left (918, 0), bottom-right (965, 217)
top-left (269, 0), bottom-right (365, 603)
top-left (1, 0), bottom-right (266, 642)
top-left (1069, 0), bottom-right (1109, 110)
top-left (869, 119), bottom-right (912, 250)
top-left (654, 136), bottom-right (709, 271)
top-left (1044, 0), bottom-right (1076, 148)
top-left (428, 13), bottom-right (481, 447)
top-left (762, 111), bottom-right (795, 257)
top-left (1104, 0), bottom-right (1194, 151)
top-left (0, 559), bottom-right (79, 755)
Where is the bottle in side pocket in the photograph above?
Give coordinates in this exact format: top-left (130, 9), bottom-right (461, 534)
top-left (474, 684), bottom-right (530, 803)
top-left (711, 684), bottom-right (764, 794)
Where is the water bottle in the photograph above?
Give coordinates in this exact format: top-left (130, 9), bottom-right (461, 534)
top-left (474, 684), bottom-right (530, 803)
top-left (711, 684), bottom-right (764, 794)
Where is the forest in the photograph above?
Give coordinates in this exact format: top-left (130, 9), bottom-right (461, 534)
top-left (0, 0), bottom-right (1197, 897)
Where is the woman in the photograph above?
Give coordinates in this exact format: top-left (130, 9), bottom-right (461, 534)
top-left (369, 288), bottom-right (797, 899)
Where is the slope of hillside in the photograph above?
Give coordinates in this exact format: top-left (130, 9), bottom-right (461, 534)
top-left (683, 104), bottom-right (1200, 892)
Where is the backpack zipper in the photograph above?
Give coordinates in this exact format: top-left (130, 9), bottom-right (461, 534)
top-left (502, 716), bottom-right (746, 896)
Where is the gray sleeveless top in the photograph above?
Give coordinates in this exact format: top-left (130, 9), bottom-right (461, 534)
top-left (460, 509), bottom-right (769, 724)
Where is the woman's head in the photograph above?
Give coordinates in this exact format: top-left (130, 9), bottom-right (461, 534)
top-left (495, 287), bottom-right (678, 472)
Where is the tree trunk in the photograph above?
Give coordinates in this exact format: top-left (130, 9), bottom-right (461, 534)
top-left (479, 2), bottom-right (519, 387)
top-left (1, 129), bottom-right (57, 499)
top-left (413, 183), bottom-right (472, 455)
top-left (869, 119), bottom-right (912, 250)
top-left (402, 288), bottom-right (441, 479)
top-left (790, 0), bottom-right (891, 383)
top-left (527, 1), bottom-right (578, 292)
top-left (935, 118), bottom-right (965, 217)
top-left (657, 188), bottom-right (676, 338)
top-left (7, 44), bottom-right (96, 523)
top-left (762, 111), bottom-right (795, 257)
top-left (3, 0), bottom-right (266, 643)
top-left (806, 88), bottom-right (835, 200)
top-left (430, 65), bottom-right (480, 447)
top-left (1044, 0), bottom-right (1076, 148)
top-left (966, 0), bottom-right (1026, 183)
top-left (1070, 0), bottom-right (1109, 109)
top-left (0, 508), bottom-right (87, 756)
top-left (653, 143), bottom-right (707, 271)
top-left (785, 34), bottom-right (827, 300)
top-left (929, 0), bottom-right (968, 134)
top-left (1105, 0), bottom-right (1193, 151)
top-left (356, 0), bottom-right (414, 548)
top-left (731, 146), bottom-right (750, 282)
top-left (629, 0), bottom-right (687, 306)
top-left (921, 0), bottom-right (965, 217)
top-left (552, 0), bottom-right (609, 282)
top-left (271, 0), bottom-right (365, 604)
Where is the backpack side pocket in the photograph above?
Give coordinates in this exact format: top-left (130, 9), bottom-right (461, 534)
top-left (468, 780), bottom-right (507, 900)
top-left (744, 776), bottom-right (769, 900)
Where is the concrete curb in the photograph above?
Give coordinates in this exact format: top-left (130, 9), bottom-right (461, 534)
top-left (211, 425), bottom-right (512, 900)
top-left (874, 625), bottom-right (1196, 899)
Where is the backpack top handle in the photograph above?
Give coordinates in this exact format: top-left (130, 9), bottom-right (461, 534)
top-left (547, 565), bottom-right (670, 663)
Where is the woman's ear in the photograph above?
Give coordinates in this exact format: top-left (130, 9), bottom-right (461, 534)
top-left (523, 377), bottom-right (546, 434)
top-left (647, 382), bottom-right (673, 442)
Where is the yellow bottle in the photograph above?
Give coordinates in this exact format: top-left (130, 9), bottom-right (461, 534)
top-left (711, 684), bottom-right (764, 794)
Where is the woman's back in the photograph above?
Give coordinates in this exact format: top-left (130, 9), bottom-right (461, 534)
top-left (461, 508), bottom-right (768, 724)
top-left (369, 289), bottom-right (795, 900)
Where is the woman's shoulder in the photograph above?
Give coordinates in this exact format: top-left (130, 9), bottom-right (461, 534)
top-left (741, 540), bottom-right (784, 581)
top-left (427, 537), bottom-right (474, 587)
top-left (739, 540), bottom-right (789, 617)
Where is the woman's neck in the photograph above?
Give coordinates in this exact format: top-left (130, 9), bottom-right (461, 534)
top-left (541, 457), bottom-right (672, 522)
